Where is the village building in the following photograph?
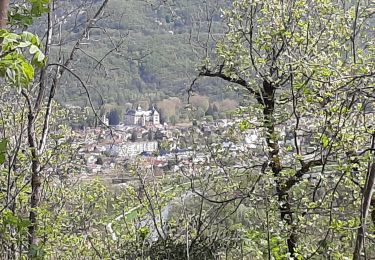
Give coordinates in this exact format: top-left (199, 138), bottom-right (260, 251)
top-left (108, 141), bottom-right (158, 157)
top-left (124, 106), bottom-right (160, 126)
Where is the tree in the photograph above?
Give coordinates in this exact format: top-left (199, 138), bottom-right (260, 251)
top-left (215, 99), bottom-right (238, 112)
top-left (190, 94), bottom-right (210, 113)
top-left (192, 0), bottom-right (375, 258)
top-left (0, 0), bottom-right (9, 28)
top-left (205, 104), bottom-right (214, 116)
top-left (212, 103), bottom-right (219, 113)
top-left (157, 97), bottom-right (182, 123)
top-left (170, 115), bottom-right (177, 125)
top-left (108, 109), bottom-right (120, 126)
top-left (0, 0), bottom-right (112, 257)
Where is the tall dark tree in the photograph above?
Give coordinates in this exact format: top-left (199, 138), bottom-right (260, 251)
top-left (192, 0), bottom-right (375, 258)
top-left (108, 110), bottom-right (120, 126)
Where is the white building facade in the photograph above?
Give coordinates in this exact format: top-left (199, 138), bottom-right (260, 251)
top-left (108, 141), bottom-right (158, 157)
top-left (124, 106), bottom-right (160, 126)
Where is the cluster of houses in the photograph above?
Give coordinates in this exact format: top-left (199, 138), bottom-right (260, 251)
top-left (72, 106), bottom-right (317, 179)
top-left (74, 117), bottom-right (260, 176)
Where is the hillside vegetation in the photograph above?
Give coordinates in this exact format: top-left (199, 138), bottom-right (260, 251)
top-left (46, 0), bottom-right (237, 123)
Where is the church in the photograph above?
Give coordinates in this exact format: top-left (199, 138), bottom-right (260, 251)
top-left (124, 106), bottom-right (160, 126)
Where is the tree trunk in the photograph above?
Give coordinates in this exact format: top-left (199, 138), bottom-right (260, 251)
top-left (26, 111), bottom-right (42, 252)
top-left (24, 3), bottom-right (53, 253)
top-left (28, 161), bottom-right (42, 249)
top-left (0, 0), bottom-right (9, 28)
top-left (371, 196), bottom-right (375, 226)
top-left (353, 163), bottom-right (375, 259)
top-left (260, 80), bottom-right (297, 256)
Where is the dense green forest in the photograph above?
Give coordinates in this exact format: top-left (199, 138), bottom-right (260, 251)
top-left (39, 0), bottom-right (239, 123)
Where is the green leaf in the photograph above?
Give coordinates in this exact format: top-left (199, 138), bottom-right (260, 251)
top-left (36, 51), bottom-right (45, 62)
top-left (29, 0), bottom-right (50, 17)
top-left (18, 41), bottom-right (31, 48)
top-left (29, 44), bottom-right (39, 54)
top-left (239, 120), bottom-right (250, 131)
top-left (321, 134), bottom-right (329, 148)
top-left (126, 210), bottom-right (138, 221)
top-left (21, 62), bottom-right (34, 82)
top-left (21, 31), bottom-right (40, 46)
top-left (5, 67), bottom-right (15, 82)
top-left (0, 138), bottom-right (8, 164)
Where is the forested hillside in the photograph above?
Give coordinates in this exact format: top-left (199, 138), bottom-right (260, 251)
top-left (41, 0), bottom-right (236, 123)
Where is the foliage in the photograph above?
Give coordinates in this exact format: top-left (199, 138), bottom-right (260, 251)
top-left (108, 109), bottom-right (120, 125)
top-left (0, 30), bottom-right (45, 90)
top-left (9, 0), bottom-right (50, 28)
top-left (48, 0), bottom-right (238, 123)
top-left (0, 0), bottom-right (374, 259)
top-left (0, 138), bottom-right (7, 164)
top-left (193, 0), bottom-right (375, 258)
